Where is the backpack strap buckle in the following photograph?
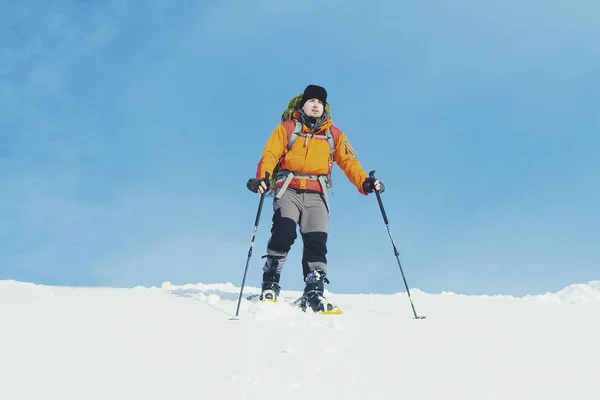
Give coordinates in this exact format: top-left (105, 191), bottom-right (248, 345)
top-left (298, 178), bottom-right (307, 190)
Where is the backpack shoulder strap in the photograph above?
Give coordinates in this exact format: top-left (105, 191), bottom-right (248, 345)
top-left (322, 129), bottom-right (334, 161)
top-left (329, 125), bottom-right (342, 145)
top-left (282, 119), bottom-right (303, 151)
top-left (283, 119), bottom-right (340, 156)
top-left (328, 125), bottom-right (342, 156)
top-left (281, 119), bottom-right (296, 135)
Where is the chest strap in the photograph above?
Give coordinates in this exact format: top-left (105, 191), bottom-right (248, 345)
top-left (288, 121), bottom-right (335, 158)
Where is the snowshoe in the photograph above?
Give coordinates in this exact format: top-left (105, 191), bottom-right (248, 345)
top-left (299, 290), bottom-right (343, 315)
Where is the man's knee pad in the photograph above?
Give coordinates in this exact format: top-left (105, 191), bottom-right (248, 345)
top-left (268, 209), bottom-right (297, 253)
top-left (301, 232), bottom-right (327, 262)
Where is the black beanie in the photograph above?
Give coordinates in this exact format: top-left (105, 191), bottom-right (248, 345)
top-left (300, 85), bottom-right (327, 108)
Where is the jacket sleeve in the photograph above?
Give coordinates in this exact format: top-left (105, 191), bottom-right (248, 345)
top-left (256, 124), bottom-right (288, 180)
top-left (333, 132), bottom-right (368, 195)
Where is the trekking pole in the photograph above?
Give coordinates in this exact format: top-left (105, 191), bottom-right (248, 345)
top-left (369, 170), bottom-right (425, 319)
top-left (231, 173), bottom-right (269, 320)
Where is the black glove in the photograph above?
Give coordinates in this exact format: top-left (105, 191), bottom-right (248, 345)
top-left (362, 176), bottom-right (385, 194)
top-left (247, 177), bottom-right (271, 193)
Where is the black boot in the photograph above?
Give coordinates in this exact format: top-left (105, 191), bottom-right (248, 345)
top-left (300, 270), bottom-right (341, 314)
top-left (260, 256), bottom-right (283, 302)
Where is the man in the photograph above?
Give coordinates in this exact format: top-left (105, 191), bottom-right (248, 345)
top-left (247, 84), bottom-right (384, 313)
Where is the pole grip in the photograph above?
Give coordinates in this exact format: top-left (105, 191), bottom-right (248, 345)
top-left (254, 172), bottom-right (269, 226)
top-left (369, 170), bottom-right (388, 225)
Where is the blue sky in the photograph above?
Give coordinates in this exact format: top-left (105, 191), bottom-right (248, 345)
top-left (1, 0), bottom-right (598, 296)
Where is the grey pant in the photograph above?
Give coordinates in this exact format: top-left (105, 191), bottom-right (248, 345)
top-left (263, 188), bottom-right (329, 282)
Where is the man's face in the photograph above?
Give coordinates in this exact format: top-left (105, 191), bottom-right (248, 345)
top-left (302, 98), bottom-right (324, 118)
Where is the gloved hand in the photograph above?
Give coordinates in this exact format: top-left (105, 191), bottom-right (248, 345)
top-left (247, 177), bottom-right (270, 194)
top-left (362, 176), bottom-right (385, 194)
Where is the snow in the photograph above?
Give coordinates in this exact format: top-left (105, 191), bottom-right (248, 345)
top-left (1, 280), bottom-right (599, 399)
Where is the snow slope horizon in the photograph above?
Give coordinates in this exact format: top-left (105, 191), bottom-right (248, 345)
top-left (3, 278), bottom-right (600, 305)
top-left (160, 279), bottom-right (600, 306)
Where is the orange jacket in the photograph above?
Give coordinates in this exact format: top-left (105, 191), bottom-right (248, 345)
top-left (256, 115), bottom-right (368, 195)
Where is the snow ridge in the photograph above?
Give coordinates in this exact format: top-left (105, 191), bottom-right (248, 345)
top-left (155, 280), bottom-right (600, 305)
